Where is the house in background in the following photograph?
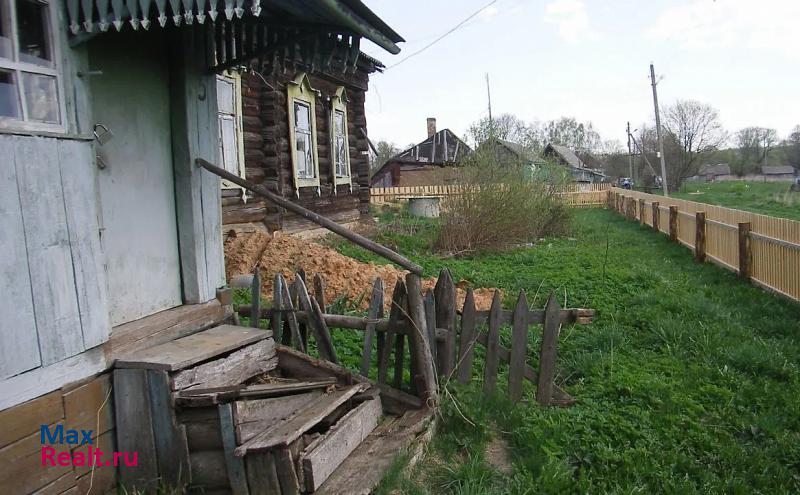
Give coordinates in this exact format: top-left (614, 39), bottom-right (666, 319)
top-left (543, 143), bottom-right (607, 183)
top-left (762, 165), bottom-right (797, 181)
top-left (475, 137), bottom-right (546, 175)
top-left (695, 163), bottom-right (734, 182)
top-left (0, 1), bottom-right (401, 493)
top-left (370, 118), bottom-right (471, 187)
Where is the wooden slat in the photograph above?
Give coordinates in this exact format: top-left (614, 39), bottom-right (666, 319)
top-left (219, 403), bottom-right (250, 495)
top-left (245, 452), bottom-right (282, 495)
top-left (279, 275), bottom-right (304, 351)
top-left (175, 379), bottom-right (337, 407)
top-left (405, 273), bottom-right (438, 401)
top-left (250, 267), bottom-right (262, 329)
top-left (272, 274), bottom-right (284, 344)
top-left (171, 339), bottom-right (278, 390)
top-left (235, 391), bottom-right (323, 444)
top-left (289, 277), bottom-right (309, 350)
top-left (695, 212), bottom-right (706, 263)
top-left (313, 273), bottom-right (326, 311)
top-left (63, 374), bottom-right (113, 442)
top-left (148, 370), bottom-right (191, 487)
top-left (393, 333), bottom-right (405, 389)
top-left (0, 390), bottom-right (63, 448)
top-left (295, 275), bottom-right (338, 364)
top-left (508, 290), bottom-right (529, 402)
top-left (537, 295), bottom-right (562, 405)
top-left (483, 291), bottom-right (502, 394)
top-left (114, 369), bottom-right (158, 492)
top-left (423, 289), bottom-right (437, 369)
top-left (234, 384), bottom-right (369, 455)
top-left (302, 398), bottom-right (382, 492)
top-left (115, 324), bottom-right (268, 371)
top-left (434, 269), bottom-right (456, 378)
top-left (378, 280), bottom-right (406, 383)
top-left (0, 137), bottom-right (39, 379)
top-left (274, 447), bottom-right (301, 495)
top-left (359, 278), bottom-right (384, 377)
top-left (456, 288), bottom-right (476, 384)
top-left (0, 423), bottom-right (71, 494)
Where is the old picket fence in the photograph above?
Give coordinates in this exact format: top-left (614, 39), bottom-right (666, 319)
top-left (238, 269), bottom-right (595, 406)
top-left (370, 183), bottom-right (611, 207)
top-left (610, 187), bottom-right (800, 303)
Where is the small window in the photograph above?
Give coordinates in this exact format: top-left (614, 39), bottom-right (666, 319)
top-left (330, 86), bottom-right (351, 188)
top-left (0, 0), bottom-right (63, 131)
top-left (215, 73), bottom-right (245, 189)
top-left (287, 73), bottom-right (320, 193)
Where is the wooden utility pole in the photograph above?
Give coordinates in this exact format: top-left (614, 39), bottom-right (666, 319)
top-left (486, 73), bottom-right (494, 138)
top-left (626, 121), bottom-right (633, 181)
top-left (650, 63), bottom-right (669, 196)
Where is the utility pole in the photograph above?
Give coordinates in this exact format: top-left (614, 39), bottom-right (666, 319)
top-left (486, 73), bottom-right (494, 139)
top-left (650, 63), bottom-right (669, 196)
top-left (626, 121), bottom-right (633, 181)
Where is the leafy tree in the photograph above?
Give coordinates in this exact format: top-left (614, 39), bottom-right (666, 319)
top-left (467, 114), bottom-right (542, 150)
top-left (370, 140), bottom-right (399, 172)
top-left (784, 125), bottom-right (800, 169)
top-left (734, 127), bottom-right (778, 175)
top-left (542, 117), bottom-right (601, 154)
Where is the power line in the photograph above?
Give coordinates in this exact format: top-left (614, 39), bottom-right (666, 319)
top-left (386, 0), bottom-right (498, 70)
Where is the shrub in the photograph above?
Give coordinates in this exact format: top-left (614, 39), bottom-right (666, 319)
top-left (435, 146), bottom-right (572, 255)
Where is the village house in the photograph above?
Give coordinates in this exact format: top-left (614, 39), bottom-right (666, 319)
top-left (370, 118), bottom-right (472, 187)
top-left (762, 165), bottom-right (797, 181)
top-left (474, 137), bottom-right (546, 175)
top-left (0, 1), bottom-right (405, 493)
top-left (543, 143), bottom-right (608, 183)
top-left (694, 163), bottom-right (734, 182)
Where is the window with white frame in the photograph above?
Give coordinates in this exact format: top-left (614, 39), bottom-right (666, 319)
top-left (0, 0), bottom-right (63, 131)
top-left (216, 73), bottom-right (245, 189)
top-left (287, 73), bottom-right (320, 193)
top-left (330, 86), bottom-right (351, 187)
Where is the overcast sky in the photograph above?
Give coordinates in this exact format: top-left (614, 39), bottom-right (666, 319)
top-left (360, 0), bottom-right (800, 149)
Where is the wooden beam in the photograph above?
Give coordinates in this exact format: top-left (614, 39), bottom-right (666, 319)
top-left (738, 222), bottom-right (752, 280)
top-left (405, 273), bottom-right (438, 402)
top-left (196, 158), bottom-right (423, 274)
top-left (694, 212), bottom-right (706, 263)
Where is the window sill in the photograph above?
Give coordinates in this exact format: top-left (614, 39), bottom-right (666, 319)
top-left (0, 127), bottom-right (92, 141)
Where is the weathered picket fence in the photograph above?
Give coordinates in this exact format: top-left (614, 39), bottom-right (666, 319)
top-left (370, 183), bottom-right (611, 207)
top-left (237, 269), bottom-right (595, 406)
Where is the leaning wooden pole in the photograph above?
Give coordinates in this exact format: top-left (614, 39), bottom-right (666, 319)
top-left (405, 273), bottom-right (438, 404)
top-left (196, 158), bottom-right (423, 275)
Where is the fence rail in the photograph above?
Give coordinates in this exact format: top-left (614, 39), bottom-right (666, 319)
top-left (370, 183), bottom-right (612, 207)
top-left (609, 188), bottom-right (800, 303)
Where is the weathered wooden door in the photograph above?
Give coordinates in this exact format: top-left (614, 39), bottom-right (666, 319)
top-left (89, 32), bottom-right (182, 326)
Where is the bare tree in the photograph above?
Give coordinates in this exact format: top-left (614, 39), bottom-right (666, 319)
top-left (660, 100), bottom-right (727, 190)
top-left (370, 140), bottom-right (399, 172)
top-left (734, 126), bottom-right (779, 175)
top-left (786, 125), bottom-right (800, 169)
top-left (467, 113), bottom-right (541, 150)
top-left (542, 117), bottom-right (602, 154)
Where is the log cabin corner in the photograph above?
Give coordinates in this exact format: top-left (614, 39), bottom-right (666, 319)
top-left (0, 1), bottom-right (418, 493)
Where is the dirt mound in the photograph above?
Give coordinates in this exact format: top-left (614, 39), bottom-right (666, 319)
top-left (224, 231), bottom-right (498, 311)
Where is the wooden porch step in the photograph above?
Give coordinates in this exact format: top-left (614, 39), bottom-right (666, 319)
top-left (234, 383), bottom-right (369, 456)
top-left (315, 408), bottom-right (434, 495)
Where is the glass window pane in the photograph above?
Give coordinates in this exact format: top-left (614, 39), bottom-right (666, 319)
top-left (17, 0), bottom-right (52, 67)
top-left (0, 70), bottom-right (21, 118)
top-left (219, 116), bottom-right (238, 175)
top-left (22, 72), bottom-right (59, 123)
top-left (216, 77), bottom-right (235, 115)
top-left (0, 5), bottom-right (12, 60)
top-left (336, 136), bottom-right (347, 176)
top-left (294, 101), bottom-right (310, 131)
top-left (334, 110), bottom-right (345, 137)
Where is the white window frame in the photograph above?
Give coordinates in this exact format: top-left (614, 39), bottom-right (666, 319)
top-left (287, 72), bottom-right (320, 195)
top-left (330, 86), bottom-right (352, 190)
top-left (215, 71), bottom-right (246, 190)
top-left (0, 0), bottom-right (66, 133)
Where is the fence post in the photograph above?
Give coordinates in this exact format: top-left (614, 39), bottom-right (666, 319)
top-left (537, 294), bottom-right (562, 406)
top-left (738, 222), bottom-right (752, 281)
top-left (652, 202), bottom-right (660, 232)
top-left (250, 267), bottom-right (261, 329)
top-left (434, 269), bottom-right (456, 378)
top-left (669, 206), bottom-right (678, 242)
top-left (694, 212), bottom-right (706, 263)
top-left (639, 199), bottom-right (646, 225)
top-left (405, 273), bottom-right (438, 403)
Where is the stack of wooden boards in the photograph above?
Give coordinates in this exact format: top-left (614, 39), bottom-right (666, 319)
top-left (113, 325), bottom-right (397, 494)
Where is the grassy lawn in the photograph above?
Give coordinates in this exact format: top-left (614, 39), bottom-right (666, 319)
top-left (674, 181), bottom-right (800, 220)
top-left (328, 207), bottom-right (800, 494)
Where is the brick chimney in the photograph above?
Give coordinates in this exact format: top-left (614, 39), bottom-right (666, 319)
top-left (426, 118), bottom-right (437, 138)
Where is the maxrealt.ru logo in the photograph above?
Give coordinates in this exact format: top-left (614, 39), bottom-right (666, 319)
top-left (40, 425), bottom-right (138, 467)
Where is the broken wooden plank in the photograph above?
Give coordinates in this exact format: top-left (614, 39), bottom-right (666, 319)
top-left (302, 398), bottom-right (383, 492)
top-left (313, 273), bottom-right (326, 311)
top-left (378, 280), bottom-right (406, 383)
top-left (280, 275), bottom-right (305, 351)
top-left (115, 325), bottom-right (268, 371)
top-left (172, 339), bottom-right (278, 390)
top-left (537, 294), bottom-right (562, 406)
top-left (234, 383), bottom-right (369, 456)
top-left (290, 277), bottom-right (309, 350)
top-left (508, 291), bottom-right (528, 403)
top-left (360, 278), bottom-right (384, 377)
top-left (274, 446), bottom-right (301, 495)
top-left (189, 450), bottom-right (228, 489)
top-left (456, 288), bottom-right (476, 384)
top-left (113, 369), bottom-right (158, 492)
top-left (174, 379), bottom-right (337, 407)
top-left (148, 370), bottom-right (190, 488)
top-left (219, 403), bottom-right (250, 495)
top-left (246, 451), bottom-right (282, 495)
top-left (235, 391), bottom-right (323, 444)
top-left (295, 275), bottom-right (338, 364)
top-left (483, 291), bottom-right (502, 394)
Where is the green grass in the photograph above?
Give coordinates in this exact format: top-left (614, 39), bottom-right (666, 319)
top-left (674, 181), bottom-right (800, 220)
top-left (327, 207), bottom-right (800, 494)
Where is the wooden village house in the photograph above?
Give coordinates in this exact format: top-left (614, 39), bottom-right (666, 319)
top-left (0, 1), bottom-right (417, 493)
top-left (370, 118), bottom-right (472, 187)
top-left (543, 143), bottom-right (607, 183)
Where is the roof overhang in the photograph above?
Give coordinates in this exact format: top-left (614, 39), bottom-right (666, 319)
top-left (66, 0), bottom-right (403, 60)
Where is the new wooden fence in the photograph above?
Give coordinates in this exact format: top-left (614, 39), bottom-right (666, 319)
top-left (238, 269), bottom-right (596, 406)
top-left (370, 183), bottom-right (612, 207)
top-left (609, 187), bottom-right (800, 303)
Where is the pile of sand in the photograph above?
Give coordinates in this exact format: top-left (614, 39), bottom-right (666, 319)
top-left (224, 231), bottom-right (498, 311)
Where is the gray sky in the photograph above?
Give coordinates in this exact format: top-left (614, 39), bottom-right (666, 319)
top-left (360, 0), bottom-right (800, 149)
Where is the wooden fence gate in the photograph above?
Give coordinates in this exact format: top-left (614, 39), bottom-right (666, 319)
top-left (238, 269), bottom-right (595, 406)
